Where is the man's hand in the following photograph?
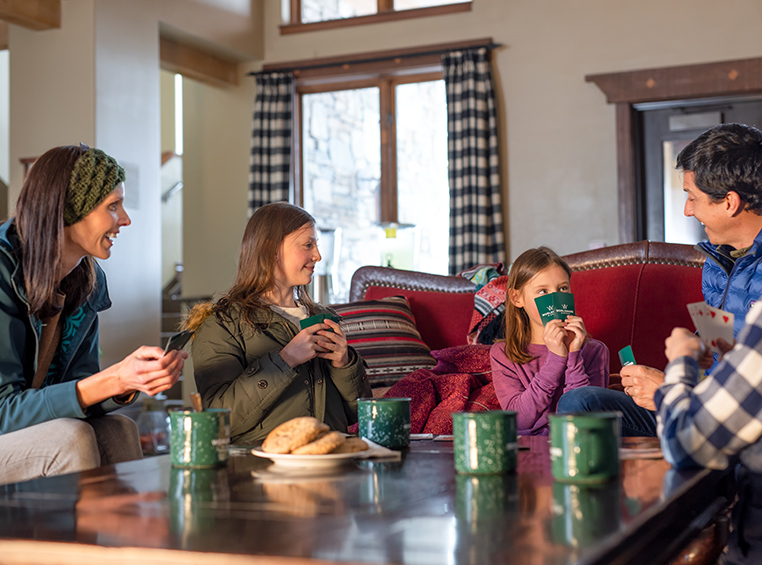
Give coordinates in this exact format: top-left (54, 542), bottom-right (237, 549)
top-left (665, 328), bottom-right (706, 363)
top-left (620, 364), bottom-right (665, 412)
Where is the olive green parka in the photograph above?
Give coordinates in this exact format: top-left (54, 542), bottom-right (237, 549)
top-left (188, 304), bottom-right (370, 445)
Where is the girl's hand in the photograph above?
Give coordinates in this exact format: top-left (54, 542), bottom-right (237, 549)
top-left (563, 315), bottom-right (587, 352)
top-left (280, 325), bottom-right (329, 368)
top-left (542, 319), bottom-right (568, 357)
top-left (316, 318), bottom-right (350, 368)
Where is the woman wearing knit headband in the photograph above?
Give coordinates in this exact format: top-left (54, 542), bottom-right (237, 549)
top-left (0, 144), bottom-right (187, 484)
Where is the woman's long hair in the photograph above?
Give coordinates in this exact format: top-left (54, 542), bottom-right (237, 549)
top-left (206, 202), bottom-right (319, 329)
top-left (15, 145), bottom-right (95, 319)
top-left (502, 247), bottom-right (572, 364)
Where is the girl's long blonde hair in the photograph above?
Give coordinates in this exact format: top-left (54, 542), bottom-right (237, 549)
top-left (502, 247), bottom-right (572, 364)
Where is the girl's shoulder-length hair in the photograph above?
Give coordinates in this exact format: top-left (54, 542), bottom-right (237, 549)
top-left (501, 246), bottom-right (573, 364)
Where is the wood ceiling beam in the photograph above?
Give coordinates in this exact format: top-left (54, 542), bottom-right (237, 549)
top-left (160, 35), bottom-right (239, 88)
top-left (0, 0), bottom-right (60, 31)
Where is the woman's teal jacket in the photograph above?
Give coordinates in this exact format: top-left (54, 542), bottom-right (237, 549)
top-left (0, 219), bottom-right (132, 435)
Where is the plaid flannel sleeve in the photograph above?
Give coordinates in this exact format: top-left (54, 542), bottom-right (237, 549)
top-left (655, 301), bottom-right (762, 470)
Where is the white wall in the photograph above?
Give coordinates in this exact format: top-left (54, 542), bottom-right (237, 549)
top-left (92, 0), bottom-right (163, 366)
top-left (182, 69), bottom-right (255, 298)
top-left (9, 0), bottom-right (96, 206)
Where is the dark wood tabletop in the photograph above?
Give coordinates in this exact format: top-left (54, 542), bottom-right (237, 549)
top-left (0, 436), bottom-right (732, 565)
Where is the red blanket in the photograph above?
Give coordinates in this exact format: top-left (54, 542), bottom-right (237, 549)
top-left (382, 345), bottom-right (499, 434)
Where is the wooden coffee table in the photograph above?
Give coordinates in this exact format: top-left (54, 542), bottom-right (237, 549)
top-left (0, 436), bottom-right (731, 565)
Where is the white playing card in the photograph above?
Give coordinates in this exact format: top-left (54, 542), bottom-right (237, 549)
top-left (686, 301), bottom-right (708, 337)
top-left (702, 304), bottom-right (734, 355)
top-left (686, 301), bottom-right (734, 355)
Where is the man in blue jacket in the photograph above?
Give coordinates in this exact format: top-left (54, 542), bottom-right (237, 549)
top-left (558, 123), bottom-right (762, 435)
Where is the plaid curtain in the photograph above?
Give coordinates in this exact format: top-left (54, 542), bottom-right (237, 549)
top-left (249, 72), bottom-right (294, 214)
top-left (442, 48), bottom-right (505, 275)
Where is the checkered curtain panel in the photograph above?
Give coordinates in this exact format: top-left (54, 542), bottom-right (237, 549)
top-left (248, 72), bottom-right (294, 214)
top-left (442, 48), bottom-right (505, 275)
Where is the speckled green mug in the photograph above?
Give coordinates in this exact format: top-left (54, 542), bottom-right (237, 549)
top-left (169, 408), bottom-right (230, 468)
top-left (548, 412), bottom-right (621, 483)
top-left (357, 398), bottom-right (411, 449)
top-left (452, 411), bottom-right (518, 474)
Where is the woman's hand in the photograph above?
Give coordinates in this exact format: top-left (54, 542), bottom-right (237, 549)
top-left (114, 347), bottom-right (187, 396)
top-left (563, 315), bottom-right (587, 352)
top-left (316, 318), bottom-right (350, 368)
top-left (543, 319), bottom-right (568, 357)
top-left (280, 324), bottom-right (331, 368)
top-left (76, 347), bottom-right (187, 409)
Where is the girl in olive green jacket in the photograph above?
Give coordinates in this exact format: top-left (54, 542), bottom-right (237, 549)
top-left (185, 203), bottom-right (370, 445)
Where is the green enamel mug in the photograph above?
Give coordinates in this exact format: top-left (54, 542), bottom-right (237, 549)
top-left (169, 408), bottom-right (230, 468)
top-left (452, 410), bottom-right (518, 474)
top-left (357, 398), bottom-right (411, 449)
top-left (548, 412), bottom-right (621, 483)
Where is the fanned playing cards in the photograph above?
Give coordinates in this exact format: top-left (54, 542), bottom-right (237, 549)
top-left (534, 292), bottom-right (575, 326)
top-left (686, 301), bottom-right (734, 355)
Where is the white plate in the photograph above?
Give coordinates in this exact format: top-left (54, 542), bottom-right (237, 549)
top-left (251, 446), bottom-right (359, 468)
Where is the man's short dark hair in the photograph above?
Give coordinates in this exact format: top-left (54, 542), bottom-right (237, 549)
top-left (676, 123), bottom-right (762, 214)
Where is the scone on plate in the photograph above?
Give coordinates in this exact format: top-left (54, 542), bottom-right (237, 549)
top-left (262, 417), bottom-right (329, 454)
top-left (292, 431), bottom-right (346, 455)
top-left (331, 437), bottom-right (369, 454)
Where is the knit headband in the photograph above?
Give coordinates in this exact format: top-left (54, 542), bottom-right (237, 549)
top-left (64, 146), bottom-right (126, 226)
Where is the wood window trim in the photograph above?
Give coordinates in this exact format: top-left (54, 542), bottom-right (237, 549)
top-left (280, 38), bottom-right (492, 221)
top-left (262, 37), bottom-right (492, 80)
top-left (586, 57), bottom-right (762, 244)
top-left (281, 2), bottom-right (471, 35)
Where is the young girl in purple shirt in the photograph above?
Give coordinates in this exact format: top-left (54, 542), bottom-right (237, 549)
top-left (490, 247), bottom-right (609, 435)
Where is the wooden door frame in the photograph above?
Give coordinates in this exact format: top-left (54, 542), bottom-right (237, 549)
top-left (587, 57), bottom-right (762, 243)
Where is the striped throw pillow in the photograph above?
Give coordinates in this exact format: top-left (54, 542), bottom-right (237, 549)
top-left (331, 296), bottom-right (436, 388)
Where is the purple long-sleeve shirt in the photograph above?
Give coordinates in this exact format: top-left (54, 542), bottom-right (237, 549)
top-left (490, 340), bottom-right (610, 435)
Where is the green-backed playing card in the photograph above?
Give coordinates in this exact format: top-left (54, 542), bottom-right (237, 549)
top-left (553, 292), bottom-right (575, 319)
top-left (299, 313), bottom-right (341, 330)
top-left (618, 345), bottom-right (636, 368)
top-left (534, 292), bottom-right (576, 326)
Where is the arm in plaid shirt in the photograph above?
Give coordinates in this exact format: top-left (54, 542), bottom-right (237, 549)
top-left (655, 301), bottom-right (762, 469)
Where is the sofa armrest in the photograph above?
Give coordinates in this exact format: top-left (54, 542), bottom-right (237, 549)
top-left (349, 266), bottom-right (474, 302)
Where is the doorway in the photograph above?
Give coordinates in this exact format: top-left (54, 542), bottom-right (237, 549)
top-left (637, 95), bottom-right (762, 243)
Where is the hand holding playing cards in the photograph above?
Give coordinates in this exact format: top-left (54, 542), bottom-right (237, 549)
top-left (620, 364), bottom-right (664, 411)
top-left (665, 328), bottom-right (706, 362)
top-left (563, 315), bottom-right (587, 352)
top-left (543, 319), bottom-right (570, 357)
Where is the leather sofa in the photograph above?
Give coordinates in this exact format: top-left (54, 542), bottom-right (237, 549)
top-left (349, 240), bottom-right (706, 373)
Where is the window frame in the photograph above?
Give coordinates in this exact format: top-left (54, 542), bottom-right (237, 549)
top-left (281, 0), bottom-right (472, 35)
top-left (295, 70), bottom-right (443, 224)
top-left (261, 39), bottom-right (493, 227)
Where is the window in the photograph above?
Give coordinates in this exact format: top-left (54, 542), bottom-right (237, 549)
top-left (282, 0), bottom-right (471, 34)
top-left (298, 74), bottom-right (450, 303)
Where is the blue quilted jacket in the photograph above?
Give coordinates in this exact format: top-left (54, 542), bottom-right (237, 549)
top-left (697, 227), bottom-right (762, 338)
